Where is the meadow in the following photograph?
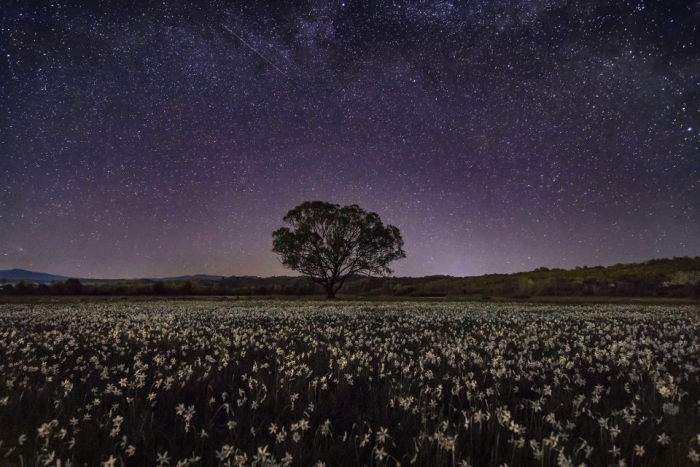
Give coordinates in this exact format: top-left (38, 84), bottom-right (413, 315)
top-left (0, 300), bottom-right (699, 467)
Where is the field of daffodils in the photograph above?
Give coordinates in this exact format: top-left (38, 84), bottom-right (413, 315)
top-left (0, 300), bottom-right (699, 467)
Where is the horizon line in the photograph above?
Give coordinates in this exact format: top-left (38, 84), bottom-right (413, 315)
top-left (2, 255), bottom-right (699, 282)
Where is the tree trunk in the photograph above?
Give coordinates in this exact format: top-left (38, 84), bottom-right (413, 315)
top-left (325, 283), bottom-right (336, 299)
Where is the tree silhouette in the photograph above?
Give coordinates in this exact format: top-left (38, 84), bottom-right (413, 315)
top-left (64, 278), bottom-right (84, 295)
top-left (272, 201), bottom-right (405, 299)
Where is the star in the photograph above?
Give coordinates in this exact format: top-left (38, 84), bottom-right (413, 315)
top-left (1, 0), bottom-right (698, 278)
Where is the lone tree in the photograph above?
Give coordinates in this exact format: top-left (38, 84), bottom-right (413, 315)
top-left (272, 201), bottom-right (406, 299)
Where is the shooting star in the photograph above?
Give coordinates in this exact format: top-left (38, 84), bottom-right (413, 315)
top-left (222, 24), bottom-right (289, 79)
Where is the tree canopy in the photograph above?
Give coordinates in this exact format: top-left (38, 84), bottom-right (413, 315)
top-left (272, 201), bottom-right (406, 298)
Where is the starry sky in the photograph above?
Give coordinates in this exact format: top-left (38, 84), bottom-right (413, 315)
top-left (1, 0), bottom-right (699, 279)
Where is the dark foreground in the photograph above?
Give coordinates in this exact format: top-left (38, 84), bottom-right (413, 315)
top-left (0, 300), bottom-right (699, 466)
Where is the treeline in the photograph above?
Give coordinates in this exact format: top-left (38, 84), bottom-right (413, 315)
top-left (2, 257), bottom-right (700, 299)
top-left (0, 278), bottom-right (86, 296)
top-left (0, 276), bottom-right (321, 297)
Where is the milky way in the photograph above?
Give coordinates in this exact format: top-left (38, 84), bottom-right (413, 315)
top-left (1, 0), bottom-right (699, 278)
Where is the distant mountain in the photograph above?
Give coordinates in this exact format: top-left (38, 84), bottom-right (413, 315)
top-left (0, 269), bottom-right (232, 284)
top-left (155, 274), bottom-right (226, 282)
top-left (0, 269), bottom-right (68, 283)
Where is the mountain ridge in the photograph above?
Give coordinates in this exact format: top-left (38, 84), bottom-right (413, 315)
top-left (2, 257), bottom-right (699, 299)
top-left (2, 256), bottom-right (700, 284)
top-left (0, 269), bottom-right (231, 283)
top-left (0, 269), bottom-right (68, 283)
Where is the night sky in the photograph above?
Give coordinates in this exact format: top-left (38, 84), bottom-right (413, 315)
top-left (1, 0), bottom-right (699, 279)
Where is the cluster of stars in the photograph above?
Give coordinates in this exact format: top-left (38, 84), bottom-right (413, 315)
top-left (1, 0), bottom-right (698, 278)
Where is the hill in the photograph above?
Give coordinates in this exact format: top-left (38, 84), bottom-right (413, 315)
top-left (1, 257), bottom-right (699, 299)
top-left (155, 274), bottom-right (225, 281)
top-left (0, 269), bottom-right (68, 283)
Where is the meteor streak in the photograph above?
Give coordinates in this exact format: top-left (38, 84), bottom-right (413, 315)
top-left (222, 24), bottom-right (289, 79)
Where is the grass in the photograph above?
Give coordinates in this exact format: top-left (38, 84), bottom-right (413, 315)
top-left (0, 300), bottom-right (699, 466)
top-left (0, 294), bottom-right (698, 305)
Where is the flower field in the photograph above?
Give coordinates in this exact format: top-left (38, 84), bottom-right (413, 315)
top-left (0, 301), bottom-right (699, 467)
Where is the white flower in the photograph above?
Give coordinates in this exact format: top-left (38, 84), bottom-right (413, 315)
top-left (374, 446), bottom-right (387, 461)
top-left (157, 451), bottom-right (171, 467)
top-left (689, 448), bottom-right (700, 463)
